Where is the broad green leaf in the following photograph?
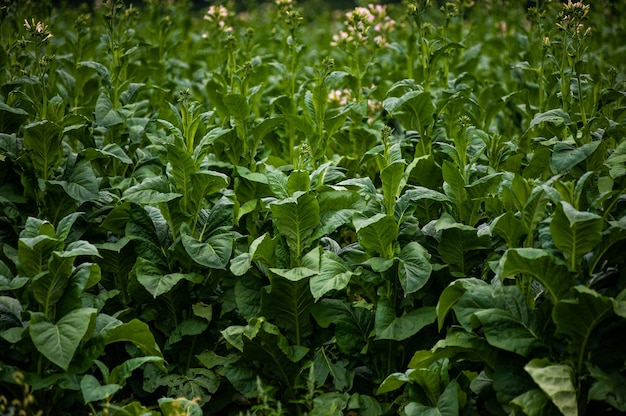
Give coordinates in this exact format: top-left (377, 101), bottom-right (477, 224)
top-left (180, 222), bottom-right (232, 269)
top-left (270, 266), bottom-right (317, 282)
top-left (55, 212), bottom-right (82, 242)
top-left (524, 359), bottom-right (578, 416)
top-left (104, 319), bottom-right (163, 361)
top-left (529, 108), bottom-right (572, 129)
top-left (498, 248), bottom-right (573, 301)
top-left (123, 176), bottom-right (181, 204)
top-left (48, 160), bottom-right (99, 203)
top-left (472, 306), bottom-right (543, 357)
top-left (381, 161), bottom-right (406, 215)
top-left (311, 299), bottom-right (374, 355)
top-left (311, 392), bottom-right (350, 416)
top-left (377, 372), bottom-right (411, 394)
top-left (437, 223), bottom-right (489, 275)
top-left (80, 374), bottom-right (121, 403)
top-left (383, 90), bottom-right (435, 136)
top-left (158, 397), bottom-right (203, 416)
top-left (436, 278), bottom-right (489, 331)
top-left (190, 171), bottom-right (229, 206)
top-left (22, 120), bottom-right (63, 181)
top-left (550, 201), bottom-right (602, 269)
top-left (82, 143), bottom-right (132, 164)
top-left (18, 234), bottom-right (62, 277)
top-left (587, 365), bottom-right (626, 412)
top-left (550, 141), bottom-right (601, 173)
top-left (553, 286), bottom-right (613, 373)
top-left (309, 250), bottom-right (353, 300)
top-left (134, 257), bottom-right (186, 298)
top-left (404, 380), bottom-right (459, 416)
top-left (270, 192), bottom-right (320, 260)
top-left (109, 356), bottom-right (165, 387)
top-left (353, 213), bottom-right (398, 259)
top-left (223, 94), bottom-right (250, 130)
top-left (490, 211), bottom-right (527, 248)
top-left (312, 348), bottom-right (352, 391)
top-left (510, 389), bottom-right (554, 416)
top-left (605, 140), bottom-right (626, 179)
top-left (31, 253), bottom-right (73, 313)
top-left (375, 299), bottom-right (436, 341)
top-left (287, 170), bottom-right (310, 195)
top-left (397, 242), bottom-right (432, 296)
top-left (127, 204), bottom-right (171, 268)
top-left (58, 240), bottom-right (100, 258)
top-left (262, 274), bottom-right (314, 344)
top-left (29, 308), bottom-right (97, 370)
top-left (166, 142), bottom-right (197, 210)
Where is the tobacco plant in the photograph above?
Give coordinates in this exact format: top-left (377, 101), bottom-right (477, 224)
top-left (1, 0), bottom-right (625, 415)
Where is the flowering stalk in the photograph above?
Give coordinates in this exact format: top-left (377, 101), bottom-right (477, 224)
top-left (556, 0), bottom-right (591, 127)
top-left (23, 18), bottom-right (54, 120)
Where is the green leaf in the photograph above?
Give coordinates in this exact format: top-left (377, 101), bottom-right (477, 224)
top-left (587, 365), bottom-right (626, 412)
top-left (262, 273), bottom-right (314, 344)
top-left (553, 286), bottom-right (613, 373)
top-left (397, 242), bottom-right (432, 296)
top-left (134, 257), bottom-right (186, 298)
top-left (550, 201), bottom-right (603, 269)
top-left (550, 141), bottom-right (601, 173)
top-left (529, 108), bottom-right (572, 129)
top-left (82, 143), bottom-right (132, 164)
top-left (22, 120), bottom-right (63, 181)
top-left (311, 392), bottom-right (350, 416)
top-left (166, 142), bottom-right (198, 210)
top-left (80, 374), bottom-right (121, 403)
top-left (437, 278), bottom-right (489, 331)
top-left (381, 161), bottom-right (406, 215)
top-left (104, 319), bottom-right (163, 362)
top-left (123, 176), bottom-right (181, 204)
top-left (510, 389), bottom-right (554, 416)
top-left (49, 160), bottom-right (99, 203)
top-left (180, 222), bottom-right (232, 269)
top-left (498, 248), bottom-right (573, 301)
top-left (437, 223), bottom-right (489, 275)
top-left (110, 356), bottom-right (165, 387)
top-left (31, 253), bottom-right (74, 313)
top-left (29, 308), bottom-right (97, 370)
top-left (353, 213), bottom-right (398, 259)
top-left (158, 397), bottom-right (203, 416)
top-left (404, 380), bottom-right (459, 416)
top-left (383, 90), bottom-right (435, 136)
top-left (270, 192), bottom-right (320, 260)
top-left (490, 211), bottom-right (528, 248)
top-left (375, 299), bottom-right (436, 341)
top-left (311, 299), bottom-right (374, 355)
top-left (309, 250), bottom-right (353, 301)
top-left (605, 140), bottom-right (626, 179)
top-left (524, 359), bottom-right (578, 416)
top-left (312, 348), bottom-right (352, 391)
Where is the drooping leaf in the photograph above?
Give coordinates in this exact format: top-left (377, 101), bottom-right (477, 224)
top-left (550, 201), bottom-right (603, 269)
top-left (122, 176), bottom-right (181, 204)
top-left (311, 299), bottom-right (374, 355)
top-left (383, 90), bottom-right (435, 136)
top-left (104, 319), bottom-right (164, 362)
top-left (80, 374), bottom-right (122, 403)
top-left (309, 250), bottom-right (353, 301)
top-left (553, 286), bottom-right (614, 372)
top-left (29, 308), bottom-right (97, 370)
top-left (524, 359), bottom-right (578, 416)
top-left (48, 160), bottom-right (99, 203)
top-left (133, 257), bottom-right (186, 298)
top-left (550, 141), bottom-right (601, 173)
top-left (353, 213), bottom-right (398, 259)
top-left (397, 241), bottom-right (432, 297)
top-left (375, 299), bottom-right (436, 341)
top-left (404, 380), bottom-right (459, 416)
top-left (498, 248), bottom-right (574, 301)
top-left (180, 222), bottom-right (232, 269)
top-left (31, 253), bottom-right (74, 313)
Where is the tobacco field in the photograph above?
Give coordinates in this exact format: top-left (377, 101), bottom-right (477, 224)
top-left (0, 0), bottom-right (625, 414)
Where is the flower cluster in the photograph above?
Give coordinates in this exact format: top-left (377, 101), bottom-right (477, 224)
top-left (23, 19), bottom-right (53, 43)
top-left (330, 4), bottom-right (395, 48)
top-left (556, 0), bottom-right (590, 35)
top-left (202, 4), bottom-right (232, 38)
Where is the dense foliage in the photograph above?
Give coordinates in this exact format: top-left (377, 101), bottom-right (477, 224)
top-left (1, 0), bottom-right (625, 414)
